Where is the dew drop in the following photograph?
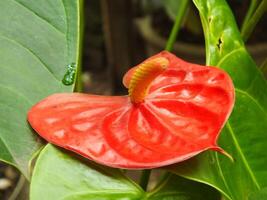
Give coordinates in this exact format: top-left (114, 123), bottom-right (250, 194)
top-left (62, 63), bottom-right (76, 85)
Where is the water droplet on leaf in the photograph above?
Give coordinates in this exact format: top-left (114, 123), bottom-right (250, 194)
top-left (62, 63), bottom-right (76, 85)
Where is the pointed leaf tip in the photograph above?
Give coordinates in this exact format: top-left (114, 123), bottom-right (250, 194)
top-left (211, 146), bottom-right (234, 162)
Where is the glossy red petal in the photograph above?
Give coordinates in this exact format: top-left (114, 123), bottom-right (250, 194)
top-left (28, 93), bottom-right (136, 168)
top-left (28, 93), bottom-right (186, 168)
top-left (122, 51), bottom-right (234, 164)
top-left (28, 51), bottom-right (235, 169)
top-left (129, 101), bottom-right (219, 154)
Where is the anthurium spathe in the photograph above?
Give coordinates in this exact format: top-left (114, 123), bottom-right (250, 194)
top-left (28, 51), bottom-right (235, 169)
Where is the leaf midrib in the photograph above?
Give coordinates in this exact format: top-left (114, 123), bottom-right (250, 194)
top-left (214, 153), bottom-right (232, 199)
top-left (226, 107), bottom-right (261, 190)
top-left (212, 82), bottom-right (264, 198)
top-left (194, 0), bottom-right (265, 198)
top-left (211, 29), bottom-right (264, 196)
top-left (212, 88), bottom-right (264, 198)
top-left (217, 55), bottom-right (267, 194)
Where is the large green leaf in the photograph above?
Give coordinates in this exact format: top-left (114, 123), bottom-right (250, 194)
top-left (170, 0), bottom-right (267, 200)
top-left (30, 144), bottom-right (144, 200)
top-left (0, 0), bottom-right (81, 178)
top-left (30, 145), bottom-right (220, 200)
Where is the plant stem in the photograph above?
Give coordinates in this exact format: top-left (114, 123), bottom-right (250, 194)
top-left (139, 169), bottom-right (151, 191)
top-left (241, 0), bottom-right (260, 32)
top-left (165, 0), bottom-right (189, 51)
top-left (74, 0), bottom-right (84, 92)
top-left (260, 58), bottom-right (267, 77)
top-left (8, 175), bottom-right (26, 200)
top-left (74, 60), bottom-right (83, 92)
top-left (241, 0), bottom-right (267, 42)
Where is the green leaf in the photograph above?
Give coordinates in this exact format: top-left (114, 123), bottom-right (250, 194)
top-left (62, 192), bottom-right (142, 200)
top-left (0, 0), bottom-right (81, 178)
top-left (169, 0), bottom-right (267, 200)
top-left (147, 173), bottom-right (220, 200)
top-left (30, 144), bottom-right (144, 200)
top-left (248, 188), bottom-right (267, 200)
top-left (30, 145), bottom-right (220, 200)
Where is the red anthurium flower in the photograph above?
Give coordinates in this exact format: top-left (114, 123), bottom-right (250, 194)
top-left (28, 51), bottom-right (235, 169)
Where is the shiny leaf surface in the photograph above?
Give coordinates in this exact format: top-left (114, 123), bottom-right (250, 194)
top-left (30, 144), bottom-right (144, 200)
top-left (170, 0), bottom-right (267, 199)
top-left (28, 51), bottom-right (234, 169)
top-left (0, 0), bottom-right (81, 177)
top-left (31, 144), bottom-right (221, 200)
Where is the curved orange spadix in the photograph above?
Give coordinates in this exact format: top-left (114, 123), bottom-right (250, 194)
top-left (129, 57), bottom-right (169, 103)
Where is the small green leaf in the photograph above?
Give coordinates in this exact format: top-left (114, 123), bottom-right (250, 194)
top-left (170, 0), bottom-right (267, 199)
top-left (0, 0), bottom-right (81, 178)
top-left (30, 144), bottom-right (144, 200)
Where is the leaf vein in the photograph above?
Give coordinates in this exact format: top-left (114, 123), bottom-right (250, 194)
top-left (226, 122), bottom-right (261, 189)
top-left (214, 152), bottom-right (233, 199)
top-left (236, 89), bottom-right (267, 117)
top-left (0, 34), bottom-right (60, 82)
top-left (12, 0), bottom-right (65, 35)
top-left (216, 48), bottom-right (244, 67)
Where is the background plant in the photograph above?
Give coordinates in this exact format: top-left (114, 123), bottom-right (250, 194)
top-left (0, 0), bottom-right (266, 199)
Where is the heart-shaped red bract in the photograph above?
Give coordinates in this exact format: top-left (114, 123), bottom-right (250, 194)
top-left (28, 51), bottom-right (234, 169)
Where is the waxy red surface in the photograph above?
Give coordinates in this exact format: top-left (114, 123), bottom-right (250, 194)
top-left (28, 51), bottom-right (235, 169)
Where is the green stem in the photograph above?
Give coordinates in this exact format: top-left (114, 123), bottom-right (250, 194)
top-left (241, 0), bottom-right (260, 32)
top-left (139, 169), bottom-right (151, 191)
top-left (74, 0), bottom-right (84, 92)
top-left (74, 61), bottom-right (83, 92)
top-left (165, 0), bottom-right (189, 51)
top-left (241, 0), bottom-right (267, 42)
top-left (8, 174), bottom-right (26, 200)
top-left (260, 57), bottom-right (267, 78)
